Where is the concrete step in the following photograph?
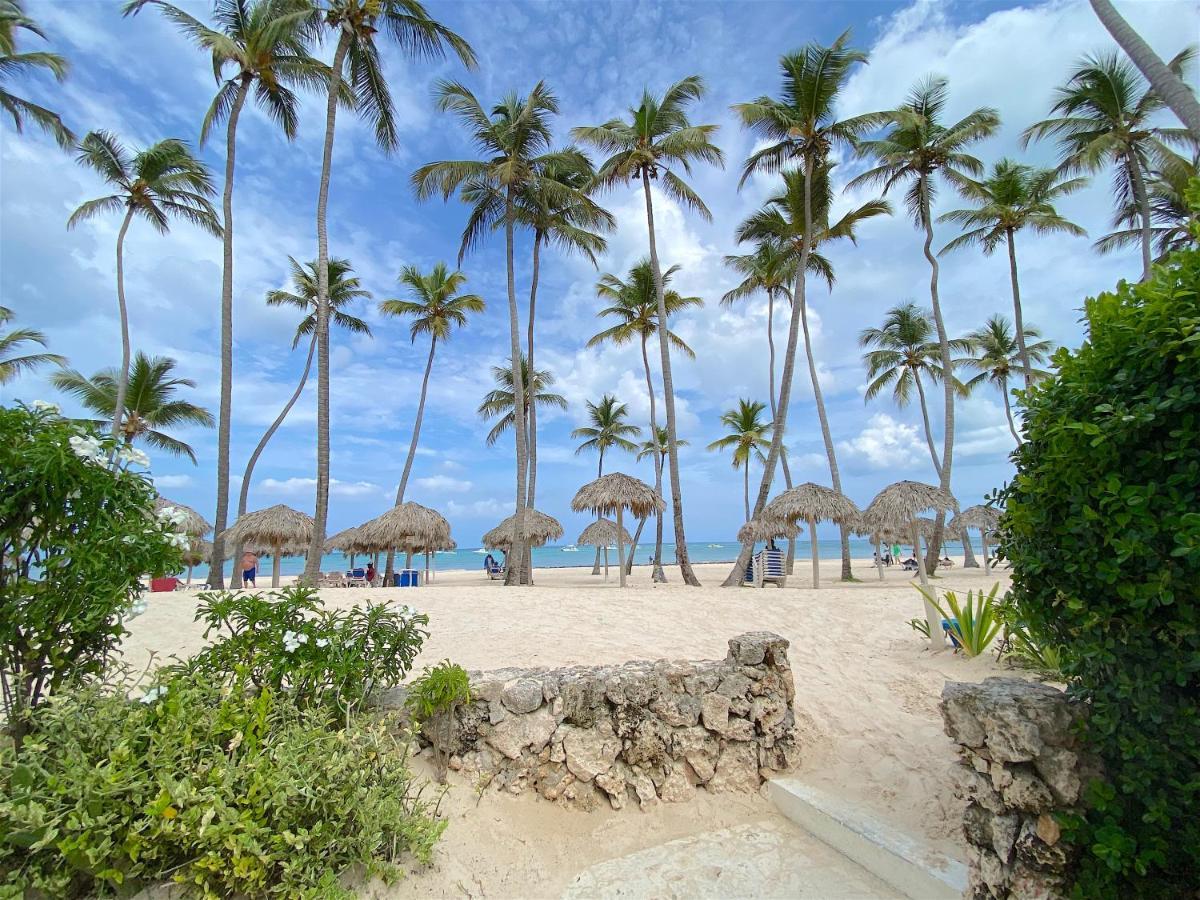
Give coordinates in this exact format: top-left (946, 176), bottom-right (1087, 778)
top-left (767, 778), bottom-right (967, 900)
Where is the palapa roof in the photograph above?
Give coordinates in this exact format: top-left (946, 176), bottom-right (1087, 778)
top-left (952, 504), bottom-right (1001, 533)
top-left (861, 481), bottom-right (957, 529)
top-left (577, 517), bottom-right (633, 547)
top-left (761, 482), bottom-right (860, 525)
top-left (482, 508), bottom-right (564, 549)
top-left (181, 538), bottom-right (211, 567)
top-left (324, 525), bottom-right (372, 555)
top-left (571, 473), bottom-right (664, 519)
top-left (222, 504), bottom-right (314, 549)
top-left (154, 496), bottom-right (211, 537)
top-left (737, 516), bottom-right (800, 544)
top-left (916, 516), bottom-right (966, 540)
top-left (356, 501), bottom-right (451, 552)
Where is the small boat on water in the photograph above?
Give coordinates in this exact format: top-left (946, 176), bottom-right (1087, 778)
top-left (707, 543), bottom-right (723, 548)
top-left (561, 545), bottom-right (580, 552)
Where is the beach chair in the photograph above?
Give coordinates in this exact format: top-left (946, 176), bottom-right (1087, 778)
top-left (486, 560), bottom-right (505, 580)
top-left (901, 558), bottom-right (920, 572)
top-left (942, 618), bottom-right (963, 652)
top-left (318, 572), bottom-right (346, 588)
top-left (938, 557), bottom-right (954, 568)
top-left (346, 567), bottom-right (368, 588)
top-left (751, 548), bottom-right (787, 588)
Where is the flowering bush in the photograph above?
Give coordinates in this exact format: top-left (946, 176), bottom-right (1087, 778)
top-left (0, 403), bottom-right (184, 746)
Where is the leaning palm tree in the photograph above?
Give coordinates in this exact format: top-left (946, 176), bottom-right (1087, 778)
top-left (634, 426), bottom-right (688, 576)
top-left (0, 306), bottom-right (64, 385)
top-left (939, 160), bottom-right (1086, 389)
top-left (1022, 49), bottom-right (1196, 281)
top-left (1096, 150), bottom-right (1199, 262)
top-left (0, 0), bottom-right (72, 147)
top-left (378, 262), bottom-right (483, 578)
top-left (125, 0), bottom-right (328, 589)
top-left (962, 315), bottom-right (1053, 444)
top-left (66, 132), bottom-right (221, 443)
top-left (588, 259), bottom-right (700, 582)
top-left (573, 75), bottom-right (724, 587)
top-left (477, 354), bottom-right (567, 448)
top-left (52, 352), bottom-right (214, 461)
top-left (303, 0), bottom-right (474, 584)
top-left (571, 394), bottom-right (641, 576)
top-left (707, 399), bottom-right (772, 522)
top-left (852, 76), bottom-right (1000, 572)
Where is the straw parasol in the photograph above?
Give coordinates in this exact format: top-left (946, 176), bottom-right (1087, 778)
top-left (358, 502), bottom-right (449, 553)
top-left (761, 483), bottom-right (860, 589)
top-left (154, 496), bottom-right (211, 537)
top-left (577, 518), bottom-right (634, 582)
top-left (180, 538), bottom-right (210, 586)
top-left (850, 516), bottom-right (901, 581)
top-left (482, 508), bottom-right (564, 551)
top-left (571, 473), bottom-right (663, 588)
top-left (222, 504), bottom-right (314, 587)
top-left (736, 516), bottom-right (800, 545)
top-left (952, 504), bottom-right (1002, 572)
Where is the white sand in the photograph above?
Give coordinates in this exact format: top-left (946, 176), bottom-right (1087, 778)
top-left (124, 557), bottom-right (1019, 897)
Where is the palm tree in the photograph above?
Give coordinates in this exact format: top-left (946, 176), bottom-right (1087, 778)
top-left (573, 75), bottom-right (724, 587)
top-left (707, 399), bottom-right (773, 522)
top-left (126, 0), bottom-right (327, 589)
top-left (52, 352), bottom-right (214, 461)
top-left (379, 262), bottom-right (483, 577)
top-left (477, 354), bottom-right (567, 449)
top-left (1022, 49), bottom-right (1196, 281)
top-left (303, 0), bottom-right (474, 584)
top-left (588, 259), bottom-right (700, 582)
top-left (939, 159), bottom-right (1086, 389)
top-left (852, 76), bottom-right (999, 571)
top-left (633, 426), bottom-right (688, 576)
top-left (962, 315), bottom-right (1053, 444)
top-left (66, 132), bottom-right (220, 446)
top-left (232, 257), bottom-right (371, 571)
top-left (572, 394), bottom-right (641, 576)
top-left (1097, 150), bottom-right (1198, 262)
top-left (415, 82), bottom-right (583, 585)
top-left (0, 0), bottom-right (72, 147)
top-left (0, 306), bottom-right (65, 385)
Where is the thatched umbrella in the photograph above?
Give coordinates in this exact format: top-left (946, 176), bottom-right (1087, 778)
top-left (358, 502), bottom-right (451, 581)
top-left (952, 505), bottom-right (1001, 572)
top-left (154, 496), bottom-right (211, 537)
top-left (482, 508), bottom-right (563, 550)
top-left (736, 516), bottom-right (800, 545)
top-left (571, 473), bottom-right (663, 588)
top-left (850, 516), bottom-right (901, 581)
top-left (180, 538), bottom-right (211, 586)
top-left (862, 481), bottom-right (958, 647)
top-left (577, 518), bottom-right (634, 582)
top-left (761, 483), bottom-right (860, 589)
top-left (222, 504), bottom-right (314, 587)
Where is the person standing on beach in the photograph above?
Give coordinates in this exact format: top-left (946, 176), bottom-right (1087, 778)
top-left (240, 550), bottom-right (258, 588)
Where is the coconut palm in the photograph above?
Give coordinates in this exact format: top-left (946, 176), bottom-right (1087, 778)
top-left (707, 399), bottom-right (773, 522)
top-left (66, 132), bottom-right (220, 445)
top-left (379, 262), bottom-right (483, 577)
top-left (0, 306), bottom-right (65, 385)
top-left (851, 76), bottom-right (1000, 571)
top-left (52, 352), bottom-right (214, 461)
top-left (303, 0), bottom-right (474, 584)
top-left (1096, 150), bottom-right (1198, 262)
top-left (477, 354), bottom-right (567, 448)
top-left (572, 75), bottom-right (724, 587)
top-left (962, 315), bottom-right (1053, 444)
top-left (0, 0), bottom-right (72, 147)
top-left (939, 160), bottom-right (1086, 389)
top-left (633, 426), bottom-right (689, 575)
top-left (572, 394), bottom-right (642, 576)
top-left (859, 302), bottom-right (972, 477)
top-left (588, 259), bottom-right (700, 582)
top-left (1022, 49), bottom-right (1196, 281)
top-left (125, 0), bottom-right (328, 588)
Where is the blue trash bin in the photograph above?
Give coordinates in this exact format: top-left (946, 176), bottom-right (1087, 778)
top-left (398, 569), bottom-right (420, 587)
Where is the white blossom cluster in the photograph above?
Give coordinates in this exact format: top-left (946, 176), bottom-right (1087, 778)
top-left (155, 505), bottom-right (194, 548)
top-left (283, 630), bottom-right (329, 653)
top-left (68, 434), bottom-right (105, 464)
top-left (139, 684), bottom-right (167, 704)
top-left (117, 445), bottom-right (150, 468)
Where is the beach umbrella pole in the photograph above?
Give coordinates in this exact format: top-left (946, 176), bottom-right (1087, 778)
top-left (913, 519), bottom-right (944, 648)
top-left (874, 538), bottom-right (884, 581)
top-left (616, 508), bottom-right (627, 588)
top-left (981, 528), bottom-right (990, 573)
top-left (809, 518), bottom-right (820, 589)
top-left (272, 540), bottom-right (281, 588)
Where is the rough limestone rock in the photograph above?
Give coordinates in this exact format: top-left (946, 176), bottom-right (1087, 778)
top-left (501, 678), bottom-right (544, 715)
top-left (701, 692), bottom-right (731, 734)
top-left (563, 722), bottom-right (621, 782)
top-left (708, 742), bottom-right (761, 794)
top-left (486, 706), bottom-right (557, 760)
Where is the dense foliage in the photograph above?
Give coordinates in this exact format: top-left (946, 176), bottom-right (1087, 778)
top-left (998, 193), bottom-right (1200, 896)
top-left (406, 660), bottom-right (472, 783)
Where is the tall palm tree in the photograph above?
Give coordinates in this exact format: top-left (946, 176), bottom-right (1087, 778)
top-left (303, 0), bottom-right (474, 584)
top-left (415, 82), bottom-right (583, 585)
top-left (1097, 150), bottom-right (1199, 262)
top-left (572, 394), bottom-right (641, 576)
top-left (573, 75), bottom-right (724, 587)
top-left (962, 315), bottom-right (1053, 444)
top-left (588, 259), bottom-right (700, 582)
top-left (126, 0), bottom-right (327, 589)
top-left (232, 257), bottom-right (371, 570)
top-left (852, 76), bottom-right (1000, 571)
top-left (477, 354), bottom-right (567, 448)
top-left (939, 159), bottom-right (1086, 389)
top-left (707, 399), bottom-right (773, 522)
top-left (725, 32), bottom-right (885, 587)
top-left (52, 352), bottom-right (214, 461)
top-left (0, 0), bottom-right (72, 147)
top-left (379, 262), bottom-right (483, 577)
top-left (67, 132), bottom-right (221, 445)
top-left (634, 426), bottom-right (688, 576)
top-left (1022, 49), bottom-right (1196, 281)
top-left (0, 306), bottom-right (65, 385)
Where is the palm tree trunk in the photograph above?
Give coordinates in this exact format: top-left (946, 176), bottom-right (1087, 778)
top-left (1005, 229), bottom-right (1033, 391)
top-left (874, 538), bottom-right (884, 581)
top-left (209, 76), bottom-right (251, 590)
top-left (591, 452), bottom-right (604, 575)
top-left (642, 169), bottom-right (699, 586)
top-left (615, 506), bottom-right (627, 588)
top-left (640, 333), bottom-right (667, 583)
top-left (913, 518), bottom-right (942, 647)
top-left (1001, 376), bottom-right (1022, 444)
top-left (961, 529), bottom-right (979, 568)
top-left (385, 337), bottom-right (438, 582)
top-left (1127, 156), bottom-right (1154, 282)
top-left (743, 463), bottom-right (750, 522)
top-left (303, 29), bottom-right (351, 585)
top-left (526, 231), bottom-right (542, 510)
top-left (626, 515), bottom-right (645, 576)
top-left (767, 288), bottom-right (797, 573)
top-left (1089, 0), bottom-right (1200, 141)
top-left (981, 527), bottom-right (990, 573)
top-left (110, 206), bottom-right (135, 443)
top-left (913, 371), bottom-right (942, 478)
top-left (272, 540), bottom-right (281, 588)
top-left (231, 334), bottom-right (316, 573)
top-left (502, 188), bottom-right (530, 586)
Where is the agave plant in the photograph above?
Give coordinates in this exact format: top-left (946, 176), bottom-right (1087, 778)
top-left (916, 582), bottom-right (1004, 657)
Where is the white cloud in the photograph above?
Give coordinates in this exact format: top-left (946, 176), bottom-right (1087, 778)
top-left (413, 474), bottom-right (473, 494)
top-left (445, 497), bottom-right (510, 518)
top-left (839, 413), bottom-right (925, 470)
top-left (259, 477), bottom-right (381, 499)
top-left (153, 474), bottom-right (193, 489)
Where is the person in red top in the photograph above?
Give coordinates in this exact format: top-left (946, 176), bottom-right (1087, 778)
top-left (365, 561), bottom-right (376, 585)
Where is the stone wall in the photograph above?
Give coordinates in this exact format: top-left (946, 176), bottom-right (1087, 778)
top-left (941, 677), bottom-right (1100, 899)
top-left (387, 632), bottom-right (799, 811)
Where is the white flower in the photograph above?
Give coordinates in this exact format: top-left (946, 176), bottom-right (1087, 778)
top-left (128, 598), bottom-right (148, 618)
top-left (68, 434), bottom-right (104, 464)
top-left (31, 400), bottom-right (60, 414)
top-left (283, 630), bottom-right (301, 652)
top-left (314, 637), bottom-right (329, 649)
top-left (296, 633), bottom-right (308, 645)
top-left (167, 531), bottom-right (191, 549)
top-left (117, 445), bottom-right (150, 468)
top-left (139, 685), bottom-right (167, 704)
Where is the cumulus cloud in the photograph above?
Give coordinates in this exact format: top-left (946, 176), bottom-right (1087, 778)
top-left (445, 497), bottom-right (510, 518)
top-left (839, 413), bottom-right (926, 470)
top-left (152, 474), bottom-right (194, 489)
top-left (413, 474), bottom-right (473, 494)
top-left (259, 477), bottom-right (380, 499)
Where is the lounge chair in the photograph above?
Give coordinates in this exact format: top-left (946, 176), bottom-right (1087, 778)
top-left (901, 558), bottom-right (920, 572)
top-left (486, 560), bottom-right (504, 580)
top-left (345, 567), bottom-right (368, 588)
top-left (751, 548), bottom-right (786, 588)
top-left (938, 557), bottom-right (954, 568)
top-left (318, 572), bottom-right (346, 588)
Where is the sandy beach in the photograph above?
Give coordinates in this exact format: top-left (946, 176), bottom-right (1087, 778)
top-left (123, 556), bottom-right (1020, 897)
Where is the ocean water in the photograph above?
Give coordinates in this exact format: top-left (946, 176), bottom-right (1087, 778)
top-left (185, 537), bottom-right (966, 580)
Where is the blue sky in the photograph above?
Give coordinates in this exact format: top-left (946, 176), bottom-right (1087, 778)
top-left (1, 0), bottom-right (1194, 545)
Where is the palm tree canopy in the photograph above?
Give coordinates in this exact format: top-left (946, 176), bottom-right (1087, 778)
top-left (858, 302), bottom-right (972, 405)
top-left (0, 305), bottom-right (66, 384)
top-left (706, 398), bottom-right (772, 469)
top-left (265, 256), bottom-right (373, 347)
top-left (477, 353), bottom-right (567, 446)
top-left (721, 239), bottom-right (798, 306)
top-left (637, 425), bottom-right (688, 462)
top-left (1096, 150), bottom-right (1199, 260)
top-left (52, 352), bottom-right (214, 462)
top-left (588, 258), bottom-right (702, 357)
top-left (510, 147), bottom-right (613, 263)
top-left (962, 315), bottom-right (1054, 389)
top-left (0, 0), bottom-right (73, 147)
top-left (379, 262), bottom-right (484, 343)
top-left (571, 393), bottom-right (642, 458)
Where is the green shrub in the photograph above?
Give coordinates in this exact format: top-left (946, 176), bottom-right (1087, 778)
top-left (998, 205), bottom-right (1200, 895)
top-left (918, 583), bottom-right (1004, 657)
top-left (906, 617), bottom-right (931, 639)
top-left (0, 675), bottom-right (444, 898)
top-left (406, 661), bottom-right (472, 783)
